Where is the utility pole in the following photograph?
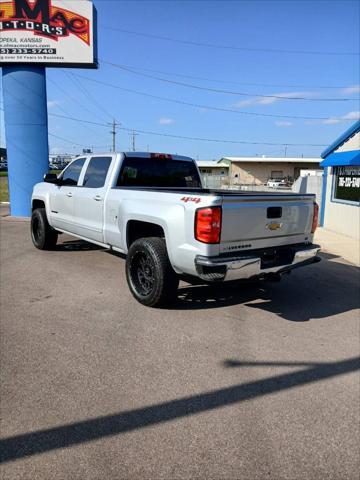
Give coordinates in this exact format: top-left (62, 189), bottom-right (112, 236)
top-left (131, 130), bottom-right (138, 152)
top-left (284, 145), bottom-right (288, 157)
top-left (108, 119), bottom-right (120, 152)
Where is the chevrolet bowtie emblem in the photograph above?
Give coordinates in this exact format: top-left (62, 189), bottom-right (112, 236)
top-left (266, 222), bottom-right (283, 231)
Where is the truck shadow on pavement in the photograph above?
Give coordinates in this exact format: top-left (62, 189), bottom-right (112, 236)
top-left (54, 241), bottom-right (359, 322)
top-left (0, 356), bottom-right (359, 464)
top-left (173, 253), bottom-right (360, 322)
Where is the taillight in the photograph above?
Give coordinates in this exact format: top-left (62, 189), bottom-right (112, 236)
top-left (311, 202), bottom-right (319, 233)
top-left (150, 153), bottom-right (172, 159)
top-left (195, 207), bottom-right (222, 244)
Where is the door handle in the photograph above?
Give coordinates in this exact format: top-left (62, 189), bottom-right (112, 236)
top-left (66, 192), bottom-right (73, 197)
top-left (94, 195), bottom-right (102, 201)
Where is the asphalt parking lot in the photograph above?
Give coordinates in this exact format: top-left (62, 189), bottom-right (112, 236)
top-left (1, 207), bottom-right (359, 480)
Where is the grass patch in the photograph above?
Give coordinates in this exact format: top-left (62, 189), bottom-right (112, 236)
top-left (0, 178), bottom-right (9, 202)
top-left (0, 171), bottom-right (62, 203)
top-left (0, 169), bottom-right (61, 177)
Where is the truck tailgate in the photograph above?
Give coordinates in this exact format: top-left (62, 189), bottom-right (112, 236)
top-left (220, 194), bottom-right (315, 251)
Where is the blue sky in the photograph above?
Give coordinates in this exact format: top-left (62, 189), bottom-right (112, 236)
top-left (1, 0), bottom-right (360, 159)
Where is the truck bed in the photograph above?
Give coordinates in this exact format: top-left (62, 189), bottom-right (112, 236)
top-left (113, 185), bottom-right (313, 198)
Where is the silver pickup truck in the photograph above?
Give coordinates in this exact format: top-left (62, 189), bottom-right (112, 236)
top-left (31, 152), bottom-right (320, 306)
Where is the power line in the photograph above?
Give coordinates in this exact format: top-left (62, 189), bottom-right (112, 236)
top-left (0, 101), bottom-right (330, 148)
top-left (103, 26), bottom-right (359, 56)
top-left (49, 132), bottom-right (89, 148)
top-left (48, 132), bottom-right (109, 150)
top-left (6, 75), bottom-right (107, 143)
top-left (64, 70), bottom-right (118, 123)
top-left (50, 112), bottom-right (107, 127)
top-left (100, 61), bottom-right (351, 90)
top-left (101, 62), bottom-right (357, 102)
top-left (48, 74), bottom-right (109, 125)
top-left (47, 77), bottom-right (103, 138)
top-left (71, 73), bottom-right (336, 121)
top-left (47, 112), bottom-right (327, 147)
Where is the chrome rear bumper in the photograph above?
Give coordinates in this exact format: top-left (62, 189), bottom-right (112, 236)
top-left (195, 244), bottom-right (321, 282)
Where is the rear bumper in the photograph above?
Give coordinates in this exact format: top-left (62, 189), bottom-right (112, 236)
top-left (195, 244), bottom-right (321, 282)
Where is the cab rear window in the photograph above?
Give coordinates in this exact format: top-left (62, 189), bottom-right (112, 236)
top-left (117, 157), bottom-right (201, 188)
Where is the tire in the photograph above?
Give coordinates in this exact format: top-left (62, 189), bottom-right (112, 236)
top-left (126, 237), bottom-right (179, 307)
top-left (31, 208), bottom-right (58, 250)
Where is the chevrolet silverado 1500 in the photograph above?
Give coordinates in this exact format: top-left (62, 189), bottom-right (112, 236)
top-left (31, 152), bottom-right (320, 306)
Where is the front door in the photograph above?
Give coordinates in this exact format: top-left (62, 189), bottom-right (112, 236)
top-left (72, 156), bottom-right (113, 243)
top-left (49, 158), bottom-right (86, 231)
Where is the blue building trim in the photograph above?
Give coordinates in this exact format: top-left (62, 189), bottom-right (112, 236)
top-left (319, 166), bottom-right (328, 226)
top-left (320, 150), bottom-right (360, 167)
top-left (321, 120), bottom-right (360, 158)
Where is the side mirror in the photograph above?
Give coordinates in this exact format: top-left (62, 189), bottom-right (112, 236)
top-left (44, 173), bottom-right (60, 184)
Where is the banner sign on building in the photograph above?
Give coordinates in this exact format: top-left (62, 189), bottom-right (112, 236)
top-left (0, 0), bottom-right (97, 67)
top-left (334, 166), bottom-right (360, 203)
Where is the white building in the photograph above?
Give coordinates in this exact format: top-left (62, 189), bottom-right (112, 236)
top-left (196, 159), bottom-right (230, 188)
top-left (221, 156), bottom-right (321, 185)
top-left (320, 120), bottom-right (360, 240)
top-left (196, 159), bottom-right (230, 176)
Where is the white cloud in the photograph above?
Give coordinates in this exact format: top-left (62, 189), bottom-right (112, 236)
top-left (47, 100), bottom-right (61, 109)
top-left (342, 111), bottom-right (360, 120)
top-left (323, 118), bottom-right (341, 125)
top-left (342, 85), bottom-right (360, 95)
top-left (233, 91), bottom-right (317, 108)
top-left (233, 98), bottom-right (256, 107)
top-left (306, 111), bottom-right (360, 126)
top-left (159, 117), bottom-right (174, 125)
top-left (275, 121), bottom-right (293, 127)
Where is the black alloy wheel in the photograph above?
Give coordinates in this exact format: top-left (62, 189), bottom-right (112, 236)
top-left (126, 237), bottom-right (179, 307)
top-left (31, 208), bottom-right (58, 250)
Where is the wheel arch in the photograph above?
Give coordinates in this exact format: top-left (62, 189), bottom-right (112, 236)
top-left (126, 219), bottom-right (166, 249)
top-left (32, 198), bottom-right (46, 212)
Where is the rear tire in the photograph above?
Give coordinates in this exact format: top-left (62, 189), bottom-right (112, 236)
top-left (126, 237), bottom-right (179, 307)
top-left (31, 208), bottom-right (58, 250)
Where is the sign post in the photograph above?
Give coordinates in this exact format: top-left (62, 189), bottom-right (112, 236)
top-left (0, 0), bottom-right (97, 216)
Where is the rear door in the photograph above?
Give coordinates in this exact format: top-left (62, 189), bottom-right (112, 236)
top-left (219, 194), bottom-right (315, 252)
top-left (49, 158), bottom-right (86, 231)
top-left (71, 156), bottom-right (113, 242)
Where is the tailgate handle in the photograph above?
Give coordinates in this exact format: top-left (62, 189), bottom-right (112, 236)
top-left (267, 207), bottom-right (282, 218)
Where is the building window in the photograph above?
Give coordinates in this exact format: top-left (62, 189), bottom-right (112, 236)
top-left (332, 166), bottom-right (360, 204)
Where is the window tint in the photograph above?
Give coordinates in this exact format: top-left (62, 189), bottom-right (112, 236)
top-left (117, 157), bottom-right (201, 188)
top-left (83, 157), bottom-right (112, 188)
top-left (61, 158), bottom-right (86, 186)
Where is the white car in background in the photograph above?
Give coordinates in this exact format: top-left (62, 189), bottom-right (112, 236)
top-left (267, 178), bottom-right (287, 188)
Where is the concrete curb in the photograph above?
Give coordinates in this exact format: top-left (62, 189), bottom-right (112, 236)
top-left (1, 215), bottom-right (30, 222)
